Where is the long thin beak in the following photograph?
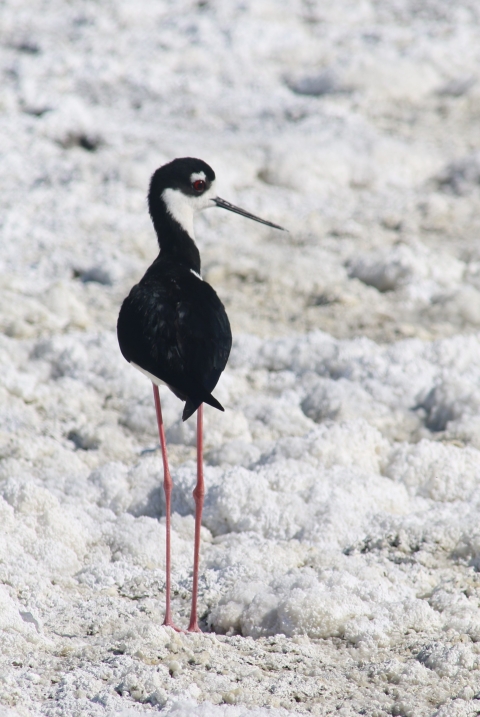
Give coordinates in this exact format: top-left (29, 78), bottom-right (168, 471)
top-left (213, 197), bottom-right (286, 231)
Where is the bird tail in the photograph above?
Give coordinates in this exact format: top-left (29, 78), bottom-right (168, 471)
top-left (182, 394), bottom-right (225, 421)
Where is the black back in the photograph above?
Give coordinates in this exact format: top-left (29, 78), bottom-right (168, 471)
top-left (117, 258), bottom-right (231, 414)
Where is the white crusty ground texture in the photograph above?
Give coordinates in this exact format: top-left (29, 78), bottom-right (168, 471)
top-left (2, 0), bottom-right (480, 715)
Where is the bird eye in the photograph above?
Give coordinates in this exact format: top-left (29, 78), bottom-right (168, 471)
top-left (192, 180), bottom-right (206, 192)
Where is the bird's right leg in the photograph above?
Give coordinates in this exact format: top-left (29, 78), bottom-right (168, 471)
top-left (153, 384), bottom-right (181, 631)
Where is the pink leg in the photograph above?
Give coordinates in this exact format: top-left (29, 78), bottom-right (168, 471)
top-left (153, 384), bottom-right (181, 631)
top-left (188, 403), bottom-right (204, 633)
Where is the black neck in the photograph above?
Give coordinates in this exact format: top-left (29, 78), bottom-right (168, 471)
top-left (149, 202), bottom-right (201, 273)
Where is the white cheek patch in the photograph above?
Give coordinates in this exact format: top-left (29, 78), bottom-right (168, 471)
top-left (162, 187), bottom-right (196, 239)
top-left (161, 179), bottom-right (217, 238)
top-left (190, 269), bottom-right (203, 280)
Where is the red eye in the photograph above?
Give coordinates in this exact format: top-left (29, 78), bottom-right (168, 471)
top-left (193, 180), bottom-right (206, 192)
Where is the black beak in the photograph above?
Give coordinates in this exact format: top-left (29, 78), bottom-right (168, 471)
top-left (213, 197), bottom-right (286, 231)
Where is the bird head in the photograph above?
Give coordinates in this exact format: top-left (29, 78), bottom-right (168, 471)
top-left (149, 157), bottom-right (285, 239)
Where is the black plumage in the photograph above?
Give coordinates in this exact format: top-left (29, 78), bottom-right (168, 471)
top-left (118, 257), bottom-right (231, 420)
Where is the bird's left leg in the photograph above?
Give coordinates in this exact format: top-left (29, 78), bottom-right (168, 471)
top-left (153, 384), bottom-right (182, 632)
top-left (187, 403), bottom-right (204, 633)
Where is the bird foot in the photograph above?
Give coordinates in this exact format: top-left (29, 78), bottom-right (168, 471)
top-left (187, 621), bottom-right (202, 633)
top-left (163, 619), bottom-right (184, 633)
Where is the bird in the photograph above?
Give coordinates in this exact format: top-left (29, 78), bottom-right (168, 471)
top-left (117, 157), bottom-right (285, 632)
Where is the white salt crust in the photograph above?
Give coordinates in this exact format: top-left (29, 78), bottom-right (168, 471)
top-left (3, 0), bottom-right (480, 715)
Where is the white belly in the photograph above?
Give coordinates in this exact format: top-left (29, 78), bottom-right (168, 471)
top-left (130, 361), bottom-right (165, 387)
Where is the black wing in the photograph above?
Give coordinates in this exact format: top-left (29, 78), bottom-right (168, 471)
top-left (117, 265), bottom-right (232, 411)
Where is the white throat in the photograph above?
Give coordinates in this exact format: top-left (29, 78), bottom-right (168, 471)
top-left (162, 188), bottom-right (196, 239)
top-left (161, 180), bottom-right (217, 240)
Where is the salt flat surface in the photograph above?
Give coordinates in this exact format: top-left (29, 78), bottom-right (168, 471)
top-left (2, 0), bottom-right (480, 715)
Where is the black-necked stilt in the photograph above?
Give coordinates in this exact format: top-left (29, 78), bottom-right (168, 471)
top-left (117, 157), bottom-right (284, 632)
